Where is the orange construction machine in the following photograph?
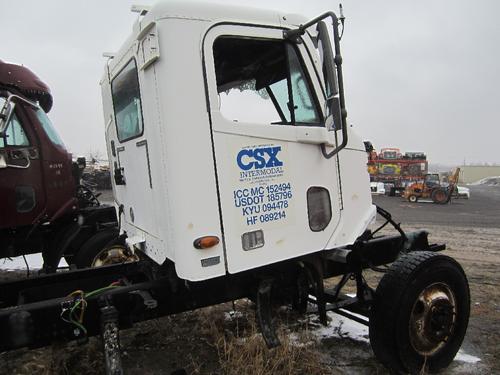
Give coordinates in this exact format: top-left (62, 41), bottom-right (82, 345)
top-left (403, 168), bottom-right (461, 204)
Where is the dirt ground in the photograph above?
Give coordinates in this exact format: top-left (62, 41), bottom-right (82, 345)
top-left (0, 185), bottom-right (498, 374)
top-left (369, 185), bottom-right (500, 374)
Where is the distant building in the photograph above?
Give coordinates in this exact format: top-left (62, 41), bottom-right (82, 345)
top-left (459, 165), bottom-right (500, 184)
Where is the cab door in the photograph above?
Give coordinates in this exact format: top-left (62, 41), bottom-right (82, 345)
top-left (204, 25), bottom-right (342, 274)
top-left (0, 104), bottom-right (45, 228)
top-left (106, 56), bottom-right (158, 240)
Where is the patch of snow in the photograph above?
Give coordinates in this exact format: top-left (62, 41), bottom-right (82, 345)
top-left (454, 350), bottom-right (481, 363)
top-left (224, 310), bottom-right (244, 320)
top-left (0, 253), bottom-right (67, 270)
top-left (468, 176), bottom-right (500, 186)
top-left (307, 310), bottom-right (480, 364)
top-left (288, 332), bottom-right (314, 348)
top-left (310, 311), bottom-right (370, 343)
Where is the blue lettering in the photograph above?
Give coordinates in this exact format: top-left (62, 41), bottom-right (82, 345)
top-left (236, 146), bottom-right (283, 171)
top-left (237, 149), bottom-right (254, 171)
top-left (266, 146), bottom-right (283, 167)
top-left (250, 187), bottom-right (265, 196)
top-left (253, 149), bottom-right (266, 169)
top-left (246, 216), bottom-right (258, 225)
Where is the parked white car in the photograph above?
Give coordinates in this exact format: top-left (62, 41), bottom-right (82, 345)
top-left (457, 186), bottom-right (470, 199)
top-left (370, 182), bottom-right (386, 195)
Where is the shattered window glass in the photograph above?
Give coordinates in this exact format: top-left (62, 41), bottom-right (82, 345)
top-left (213, 37), bottom-right (321, 126)
top-left (112, 59), bottom-right (144, 142)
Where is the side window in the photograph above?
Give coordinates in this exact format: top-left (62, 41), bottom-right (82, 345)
top-left (1, 113), bottom-right (30, 148)
top-left (111, 59), bottom-right (144, 142)
top-left (213, 37), bottom-right (321, 126)
top-left (287, 44), bottom-right (320, 123)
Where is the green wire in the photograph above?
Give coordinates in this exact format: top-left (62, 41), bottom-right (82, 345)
top-left (67, 284), bottom-right (120, 336)
top-left (70, 318), bottom-right (88, 335)
top-left (84, 285), bottom-right (119, 299)
top-left (70, 285), bottom-right (119, 315)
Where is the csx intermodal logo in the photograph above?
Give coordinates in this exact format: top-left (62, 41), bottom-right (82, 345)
top-left (237, 146), bottom-right (283, 171)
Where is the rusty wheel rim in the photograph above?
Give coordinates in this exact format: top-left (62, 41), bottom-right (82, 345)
top-left (409, 282), bottom-right (457, 356)
top-left (92, 245), bottom-right (140, 267)
top-left (435, 190), bottom-right (446, 202)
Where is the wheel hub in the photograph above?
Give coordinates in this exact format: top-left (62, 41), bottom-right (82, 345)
top-left (409, 282), bottom-right (457, 355)
top-left (92, 245), bottom-right (140, 267)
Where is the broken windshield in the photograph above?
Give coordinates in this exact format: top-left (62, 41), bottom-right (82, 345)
top-left (213, 37), bottom-right (321, 126)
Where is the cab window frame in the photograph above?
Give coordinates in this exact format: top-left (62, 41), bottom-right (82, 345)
top-left (111, 57), bottom-right (145, 143)
top-left (0, 110), bottom-right (31, 148)
top-left (284, 42), bottom-right (324, 126)
top-left (212, 35), bottom-right (324, 127)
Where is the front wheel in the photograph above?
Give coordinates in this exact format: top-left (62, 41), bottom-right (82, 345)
top-left (369, 251), bottom-right (470, 374)
top-left (408, 194), bottom-right (418, 203)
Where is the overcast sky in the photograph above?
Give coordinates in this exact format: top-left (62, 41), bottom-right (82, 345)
top-left (1, 0), bottom-right (498, 165)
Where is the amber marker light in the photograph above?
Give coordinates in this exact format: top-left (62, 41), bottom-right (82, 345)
top-left (193, 236), bottom-right (220, 249)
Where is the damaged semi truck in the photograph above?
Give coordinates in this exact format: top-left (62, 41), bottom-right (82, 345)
top-left (0, 61), bottom-right (119, 271)
top-left (0, 2), bottom-right (470, 374)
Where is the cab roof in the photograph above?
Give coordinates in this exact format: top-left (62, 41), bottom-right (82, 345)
top-left (104, 1), bottom-right (308, 77)
top-left (147, 1), bottom-right (306, 27)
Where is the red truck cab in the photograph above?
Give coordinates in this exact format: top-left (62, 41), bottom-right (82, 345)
top-left (0, 61), bottom-right (77, 230)
top-left (1, 60), bottom-right (117, 272)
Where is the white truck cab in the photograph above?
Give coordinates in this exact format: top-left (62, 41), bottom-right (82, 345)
top-left (101, 1), bottom-right (375, 281)
top-left (0, 5), bottom-right (470, 375)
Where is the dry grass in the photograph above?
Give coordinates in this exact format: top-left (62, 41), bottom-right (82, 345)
top-left (196, 301), bottom-right (335, 375)
top-left (2, 300), bottom-right (335, 375)
top-left (1, 338), bottom-right (105, 375)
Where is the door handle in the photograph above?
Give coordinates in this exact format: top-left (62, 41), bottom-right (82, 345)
top-left (6, 149), bottom-right (31, 169)
top-left (113, 161), bottom-right (126, 185)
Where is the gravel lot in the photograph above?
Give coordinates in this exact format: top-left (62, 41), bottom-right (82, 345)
top-left (1, 185), bottom-right (498, 374)
top-left (372, 184), bottom-right (500, 374)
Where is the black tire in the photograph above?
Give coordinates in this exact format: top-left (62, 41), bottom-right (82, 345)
top-left (431, 188), bottom-right (448, 204)
top-left (407, 194), bottom-right (418, 203)
top-left (73, 228), bottom-right (119, 268)
top-left (369, 251), bottom-right (470, 374)
top-left (63, 228), bottom-right (95, 266)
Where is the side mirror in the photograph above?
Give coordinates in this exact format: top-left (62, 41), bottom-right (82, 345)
top-left (0, 100), bottom-right (15, 136)
top-left (326, 96), bottom-right (342, 132)
top-left (316, 18), bottom-right (348, 159)
top-left (0, 154), bottom-right (7, 169)
top-left (316, 21), bottom-right (342, 132)
top-left (284, 11), bottom-right (348, 159)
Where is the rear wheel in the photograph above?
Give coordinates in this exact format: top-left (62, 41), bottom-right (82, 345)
top-left (73, 229), bottom-right (138, 268)
top-left (369, 251), bottom-right (470, 374)
top-left (91, 243), bottom-right (140, 267)
top-left (431, 188), bottom-right (448, 204)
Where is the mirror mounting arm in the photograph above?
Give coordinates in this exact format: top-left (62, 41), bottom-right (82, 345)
top-left (283, 11), bottom-right (339, 41)
top-left (0, 93), bottom-right (39, 136)
top-left (284, 11), bottom-right (348, 160)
